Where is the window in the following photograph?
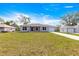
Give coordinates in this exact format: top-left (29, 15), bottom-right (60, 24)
top-left (42, 27), bottom-right (46, 30)
top-left (22, 27), bottom-right (27, 30)
top-left (36, 27), bottom-right (38, 30)
top-left (0, 27), bottom-right (4, 29)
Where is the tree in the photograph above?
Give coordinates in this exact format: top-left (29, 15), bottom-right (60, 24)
top-left (55, 25), bottom-right (61, 32)
top-left (18, 14), bottom-right (30, 25)
top-left (5, 20), bottom-right (19, 31)
top-left (61, 12), bottom-right (79, 26)
top-left (11, 22), bottom-right (19, 31)
top-left (10, 21), bottom-right (19, 31)
top-left (5, 21), bottom-right (14, 25)
top-left (4, 21), bottom-right (10, 25)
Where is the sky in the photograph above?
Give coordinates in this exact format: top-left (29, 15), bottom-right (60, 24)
top-left (0, 3), bottom-right (79, 26)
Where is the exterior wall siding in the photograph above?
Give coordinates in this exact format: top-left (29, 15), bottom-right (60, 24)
top-left (60, 25), bottom-right (79, 33)
top-left (20, 26), bottom-right (29, 32)
top-left (0, 27), bottom-right (4, 32)
top-left (40, 26), bottom-right (48, 32)
top-left (60, 26), bottom-right (77, 33)
top-left (20, 26), bottom-right (55, 32)
top-left (0, 27), bottom-right (15, 32)
top-left (48, 27), bottom-right (55, 32)
top-left (60, 28), bottom-right (75, 33)
top-left (76, 26), bottom-right (79, 33)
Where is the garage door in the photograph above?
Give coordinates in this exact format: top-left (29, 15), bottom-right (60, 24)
top-left (68, 28), bottom-right (74, 33)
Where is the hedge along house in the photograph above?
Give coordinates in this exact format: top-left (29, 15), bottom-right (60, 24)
top-left (0, 23), bottom-right (16, 32)
top-left (60, 24), bottom-right (79, 33)
top-left (20, 23), bottom-right (56, 32)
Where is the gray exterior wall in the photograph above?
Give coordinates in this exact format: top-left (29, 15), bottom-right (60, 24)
top-left (20, 26), bottom-right (55, 32)
top-left (0, 27), bottom-right (16, 32)
top-left (60, 25), bottom-right (79, 33)
top-left (0, 27), bottom-right (4, 32)
top-left (76, 25), bottom-right (79, 33)
top-left (20, 26), bottom-right (29, 32)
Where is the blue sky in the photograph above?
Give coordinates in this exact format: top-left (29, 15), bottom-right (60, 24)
top-left (0, 3), bottom-right (79, 25)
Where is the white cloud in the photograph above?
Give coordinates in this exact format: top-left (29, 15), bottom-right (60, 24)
top-left (0, 12), bottom-right (30, 25)
top-left (64, 6), bottom-right (74, 8)
top-left (0, 12), bottom-right (60, 26)
top-left (30, 15), bottom-right (60, 26)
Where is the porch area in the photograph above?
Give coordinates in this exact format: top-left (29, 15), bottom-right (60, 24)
top-left (30, 27), bottom-right (40, 32)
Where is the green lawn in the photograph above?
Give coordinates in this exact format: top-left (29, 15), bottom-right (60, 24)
top-left (66, 33), bottom-right (79, 36)
top-left (72, 34), bottom-right (79, 36)
top-left (0, 32), bottom-right (79, 56)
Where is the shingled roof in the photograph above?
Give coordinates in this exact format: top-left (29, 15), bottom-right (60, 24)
top-left (0, 23), bottom-right (15, 28)
top-left (21, 23), bottom-right (56, 28)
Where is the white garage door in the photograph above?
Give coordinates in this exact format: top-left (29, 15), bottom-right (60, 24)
top-left (68, 28), bottom-right (74, 33)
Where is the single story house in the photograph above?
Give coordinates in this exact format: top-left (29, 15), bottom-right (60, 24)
top-left (20, 23), bottom-right (56, 32)
top-left (0, 23), bottom-right (16, 32)
top-left (60, 25), bottom-right (79, 33)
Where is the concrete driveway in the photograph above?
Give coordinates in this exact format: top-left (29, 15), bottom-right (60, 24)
top-left (51, 32), bottom-right (79, 40)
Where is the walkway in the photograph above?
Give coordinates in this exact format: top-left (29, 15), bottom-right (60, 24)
top-left (51, 32), bottom-right (79, 40)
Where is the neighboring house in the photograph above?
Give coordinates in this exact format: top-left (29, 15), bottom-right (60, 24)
top-left (20, 23), bottom-right (56, 32)
top-left (0, 23), bottom-right (16, 32)
top-left (60, 25), bottom-right (79, 33)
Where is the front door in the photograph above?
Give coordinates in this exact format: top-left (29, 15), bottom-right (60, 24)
top-left (30, 27), bottom-right (34, 31)
top-left (30, 27), bottom-right (40, 31)
top-left (35, 27), bottom-right (40, 31)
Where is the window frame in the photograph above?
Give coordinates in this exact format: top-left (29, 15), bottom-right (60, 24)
top-left (22, 27), bottom-right (27, 30)
top-left (42, 27), bottom-right (46, 30)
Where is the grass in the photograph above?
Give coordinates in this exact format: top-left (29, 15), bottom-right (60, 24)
top-left (61, 32), bottom-right (79, 36)
top-left (0, 32), bottom-right (79, 56)
top-left (72, 34), bottom-right (79, 36)
top-left (59, 32), bottom-right (79, 36)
